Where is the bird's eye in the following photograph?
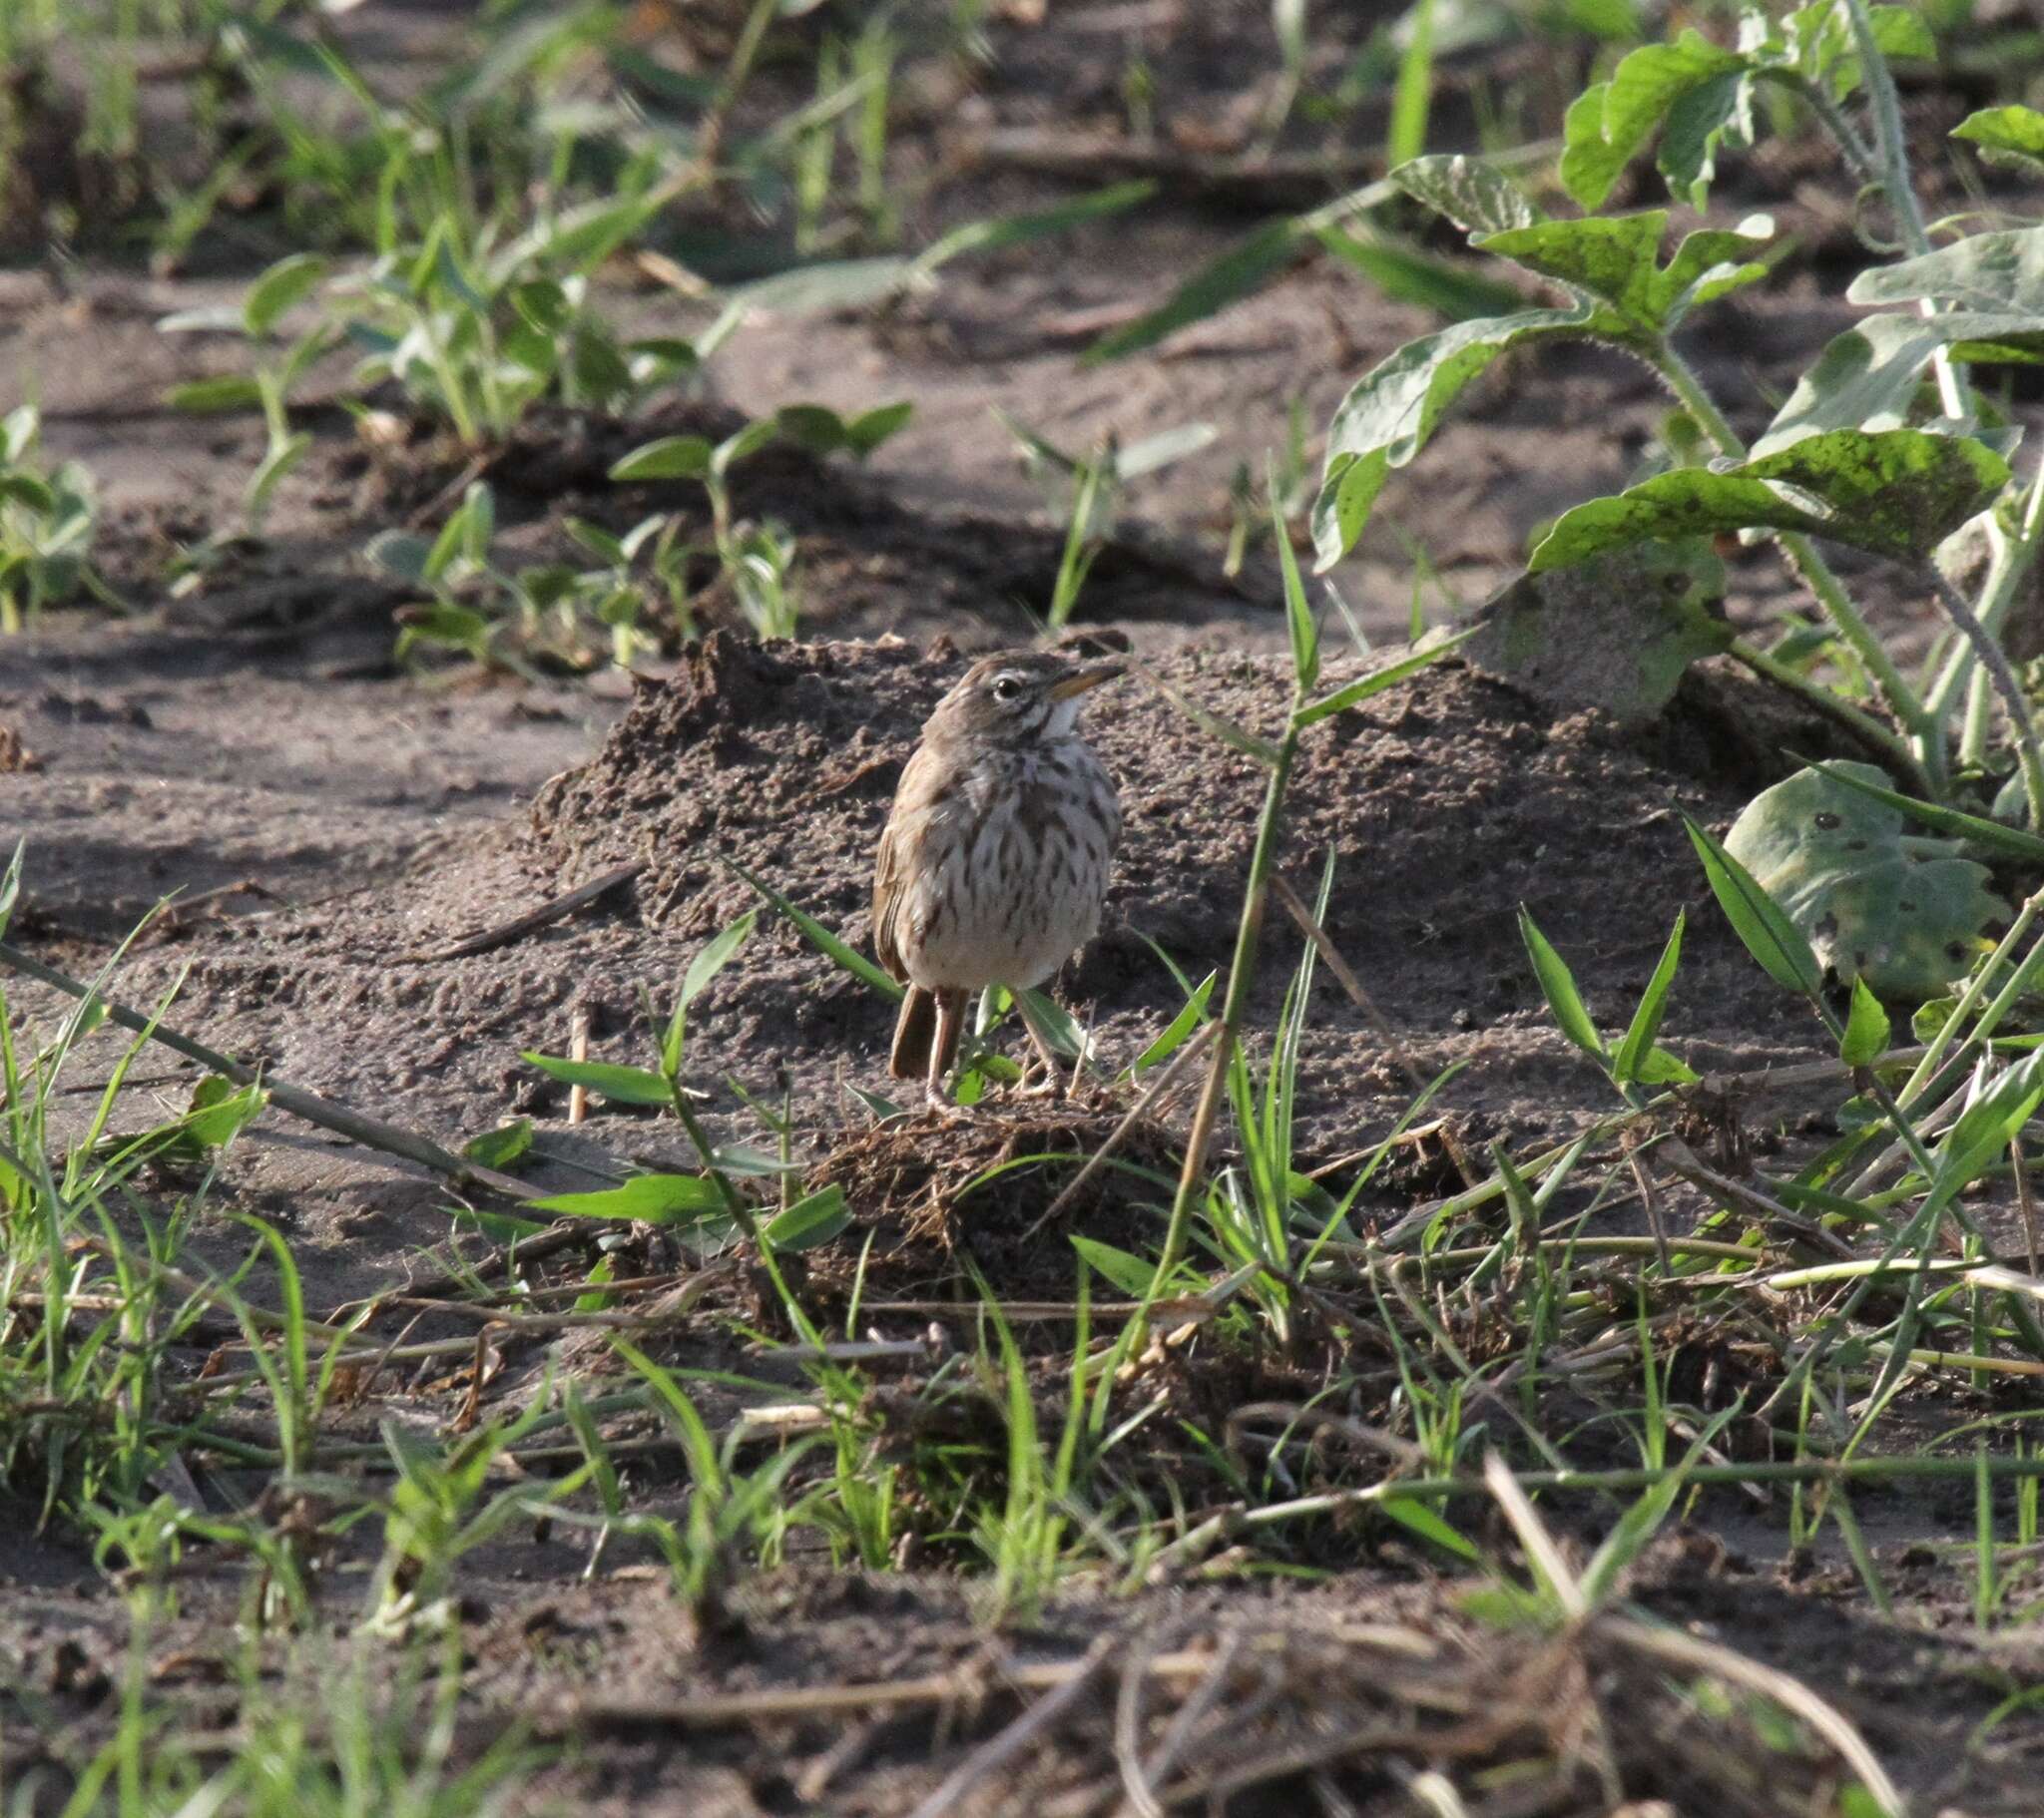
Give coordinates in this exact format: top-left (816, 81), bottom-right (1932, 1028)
top-left (992, 675), bottom-right (1021, 701)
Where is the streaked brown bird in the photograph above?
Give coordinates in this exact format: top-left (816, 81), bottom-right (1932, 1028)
top-left (872, 651), bottom-right (1124, 1111)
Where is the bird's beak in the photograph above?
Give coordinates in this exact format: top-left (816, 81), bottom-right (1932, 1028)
top-left (1049, 663), bottom-right (1125, 700)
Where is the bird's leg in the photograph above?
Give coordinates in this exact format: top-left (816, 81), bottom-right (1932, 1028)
top-left (926, 988), bottom-right (965, 1115)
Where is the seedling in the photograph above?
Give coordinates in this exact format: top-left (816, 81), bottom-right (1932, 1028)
top-left (0, 407), bottom-right (117, 631)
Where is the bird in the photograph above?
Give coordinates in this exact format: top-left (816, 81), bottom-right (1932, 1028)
top-left (871, 650), bottom-right (1125, 1112)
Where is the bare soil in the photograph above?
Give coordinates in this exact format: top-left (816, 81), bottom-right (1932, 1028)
top-left (6, 3), bottom-right (2044, 1813)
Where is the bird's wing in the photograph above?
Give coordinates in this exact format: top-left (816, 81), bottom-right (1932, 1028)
top-left (873, 745), bottom-right (937, 983)
top-left (871, 814), bottom-right (908, 982)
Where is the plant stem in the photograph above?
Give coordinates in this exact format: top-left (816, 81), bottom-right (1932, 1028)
top-left (1791, 79), bottom-right (1880, 187)
top-left (1726, 639), bottom-right (1928, 790)
top-left (1947, 461), bottom-right (2044, 767)
top-left (1653, 343), bottom-right (1932, 748)
top-left (1924, 561), bottom-right (2044, 827)
top-left (1841, 0), bottom-right (1969, 420)
top-left (1148, 721), bottom-right (1300, 1301)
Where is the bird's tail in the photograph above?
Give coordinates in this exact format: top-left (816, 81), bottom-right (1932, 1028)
top-left (889, 986), bottom-right (962, 1082)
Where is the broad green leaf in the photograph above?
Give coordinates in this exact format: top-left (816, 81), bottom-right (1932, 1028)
top-left (682, 910), bottom-right (757, 1009)
top-left (1560, 33), bottom-right (1745, 209)
top-left (529, 1173), bottom-right (724, 1223)
top-left (565, 518), bottom-right (627, 565)
top-left (1721, 764), bottom-right (2005, 998)
top-left (575, 1254), bottom-right (617, 1313)
top-left (1518, 908), bottom-right (1606, 1061)
top-left (1953, 105), bottom-right (2044, 171)
top-left (1017, 988), bottom-right (1086, 1061)
top-left (1311, 308), bottom-right (1588, 567)
top-left (364, 529), bottom-right (434, 584)
top-left (1684, 814), bottom-right (1823, 998)
top-left (1656, 67), bottom-right (1756, 211)
top-left (1530, 428), bottom-right (2011, 569)
top-left (185, 1076), bottom-right (266, 1148)
top-left (1634, 1046), bottom-right (1699, 1086)
top-left (1463, 539), bottom-right (1729, 727)
top-left (569, 325), bottom-right (632, 402)
top-left (244, 252), bottom-right (328, 338)
top-left (1559, 83), bottom-right (1628, 213)
top-left (1754, 314), bottom-right (2044, 457)
top-left (1857, 4), bottom-right (1935, 64)
top-left (463, 1119), bottom-right (534, 1169)
top-left (847, 400), bottom-right (913, 455)
top-left (763, 1185), bottom-right (850, 1250)
top-left (166, 375), bottom-right (264, 414)
top-left (0, 473), bottom-right (55, 515)
top-left (1612, 911), bottom-right (1685, 1086)
top-left (1390, 153), bottom-right (1544, 235)
top-left (1848, 227), bottom-right (2044, 313)
top-left (510, 277), bottom-right (574, 334)
top-left (1840, 979), bottom-right (1891, 1067)
top-left (393, 601), bottom-right (488, 660)
top-left (770, 404), bottom-right (854, 455)
top-left (609, 435), bottom-right (714, 483)
top-left (1474, 211), bottom-right (1770, 335)
top-left (520, 1052), bottom-right (674, 1106)
top-left (714, 417), bottom-right (779, 478)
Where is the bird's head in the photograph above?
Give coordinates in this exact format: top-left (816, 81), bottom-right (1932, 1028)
top-left (928, 651), bottom-right (1124, 745)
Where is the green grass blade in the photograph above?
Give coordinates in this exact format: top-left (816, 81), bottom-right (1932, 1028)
top-left (1794, 756), bottom-right (2044, 863)
top-left (1518, 908), bottom-right (1605, 1061)
top-left (1683, 814), bottom-right (1822, 997)
top-left (1611, 911), bottom-right (1683, 1085)
top-left (1291, 629), bottom-right (1470, 727)
top-left (728, 860), bottom-right (902, 999)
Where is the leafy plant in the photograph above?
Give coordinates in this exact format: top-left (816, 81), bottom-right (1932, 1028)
top-left (0, 407), bottom-right (117, 631)
top-left (1310, 5), bottom-right (2044, 843)
top-left (164, 251), bottom-right (334, 531)
top-left (610, 400), bottom-right (910, 641)
top-left (1725, 761), bottom-right (2007, 997)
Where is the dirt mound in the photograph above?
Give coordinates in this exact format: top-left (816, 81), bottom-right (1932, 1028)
top-left (531, 633), bottom-right (1842, 1128)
